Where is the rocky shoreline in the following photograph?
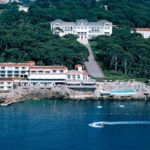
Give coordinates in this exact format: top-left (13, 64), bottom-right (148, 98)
top-left (0, 81), bottom-right (150, 105)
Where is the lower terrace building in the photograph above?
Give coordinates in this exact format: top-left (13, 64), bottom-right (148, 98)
top-left (51, 19), bottom-right (113, 40)
top-left (0, 61), bottom-right (95, 91)
top-left (0, 79), bottom-right (14, 91)
top-left (0, 61), bottom-right (35, 78)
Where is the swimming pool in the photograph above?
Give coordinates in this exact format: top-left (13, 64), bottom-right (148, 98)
top-left (111, 89), bottom-right (136, 96)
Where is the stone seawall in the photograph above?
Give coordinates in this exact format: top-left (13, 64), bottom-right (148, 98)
top-left (0, 81), bottom-right (150, 104)
top-left (0, 86), bottom-right (95, 103)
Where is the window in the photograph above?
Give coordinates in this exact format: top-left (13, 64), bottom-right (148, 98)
top-left (60, 70), bottom-right (64, 73)
top-left (55, 23), bottom-right (59, 26)
top-left (15, 75), bottom-right (19, 77)
top-left (0, 82), bottom-right (4, 84)
top-left (1, 67), bottom-right (5, 69)
top-left (7, 71), bottom-right (12, 73)
top-left (15, 67), bottom-right (19, 69)
top-left (8, 75), bottom-right (12, 77)
top-left (105, 32), bottom-right (110, 36)
top-left (45, 71), bottom-right (50, 73)
top-left (67, 75), bottom-right (71, 79)
top-left (22, 67), bottom-right (26, 69)
top-left (38, 71), bottom-right (43, 73)
top-left (53, 70), bottom-right (56, 73)
top-left (21, 71), bottom-right (26, 74)
top-left (78, 75), bottom-right (80, 79)
top-left (14, 71), bottom-right (19, 73)
top-left (72, 75), bottom-right (75, 79)
top-left (31, 71), bottom-right (36, 73)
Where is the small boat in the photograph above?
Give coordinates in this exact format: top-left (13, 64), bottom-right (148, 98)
top-left (1, 100), bottom-right (14, 107)
top-left (89, 122), bottom-right (104, 128)
top-left (119, 104), bottom-right (125, 108)
top-left (97, 105), bottom-right (103, 109)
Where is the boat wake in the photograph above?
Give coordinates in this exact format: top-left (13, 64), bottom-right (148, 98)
top-left (89, 121), bottom-right (150, 128)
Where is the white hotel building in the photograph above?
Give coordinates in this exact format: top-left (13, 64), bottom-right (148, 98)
top-left (0, 61), bottom-right (95, 91)
top-left (51, 19), bottom-right (113, 40)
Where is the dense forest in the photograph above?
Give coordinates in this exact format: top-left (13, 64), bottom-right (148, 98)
top-left (0, 1), bottom-right (89, 68)
top-left (91, 29), bottom-right (150, 78)
top-left (0, 0), bottom-right (150, 77)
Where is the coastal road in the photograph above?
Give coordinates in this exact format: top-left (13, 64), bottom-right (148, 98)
top-left (84, 43), bottom-right (104, 78)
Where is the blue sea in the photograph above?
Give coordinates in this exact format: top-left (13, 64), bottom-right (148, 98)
top-left (0, 99), bottom-right (150, 150)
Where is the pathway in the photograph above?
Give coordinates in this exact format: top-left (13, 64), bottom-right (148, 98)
top-left (83, 42), bottom-right (105, 78)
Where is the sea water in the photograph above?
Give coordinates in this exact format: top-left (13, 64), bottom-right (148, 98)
top-left (0, 99), bottom-right (150, 150)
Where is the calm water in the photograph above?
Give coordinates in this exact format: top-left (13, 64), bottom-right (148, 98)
top-left (0, 99), bottom-right (150, 150)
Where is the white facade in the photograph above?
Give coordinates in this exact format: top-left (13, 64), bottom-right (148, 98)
top-left (20, 80), bottom-right (54, 88)
top-left (28, 66), bottom-right (68, 80)
top-left (131, 28), bottom-right (150, 39)
top-left (51, 19), bottom-right (113, 40)
top-left (0, 61), bottom-right (95, 90)
top-left (0, 80), bottom-right (14, 91)
top-left (0, 61), bottom-right (35, 78)
top-left (18, 5), bottom-right (29, 12)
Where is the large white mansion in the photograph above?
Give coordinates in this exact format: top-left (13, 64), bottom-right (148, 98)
top-left (51, 19), bottom-right (113, 40)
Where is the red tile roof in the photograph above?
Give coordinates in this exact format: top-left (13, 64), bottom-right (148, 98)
top-left (0, 61), bottom-right (35, 67)
top-left (67, 70), bottom-right (88, 75)
top-left (75, 64), bottom-right (82, 68)
top-left (132, 28), bottom-right (150, 31)
top-left (30, 66), bottom-right (67, 70)
top-left (0, 63), bottom-right (30, 67)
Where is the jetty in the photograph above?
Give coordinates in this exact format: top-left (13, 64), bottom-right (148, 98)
top-left (1, 99), bottom-right (16, 106)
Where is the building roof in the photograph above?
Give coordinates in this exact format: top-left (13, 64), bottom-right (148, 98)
top-left (0, 63), bottom-right (30, 67)
top-left (132, 28), bottom-right (150, 31)
top-left (67, 70), bottom-right (88, 75)
top-left (51, 19), bottom-right (112, 26)
top-left (0, 0), bottom-right (9, 3)
top-left (67, 70), bottom-right (82, 74)
top-left (0, 61), bottom-right (36, 67)
top-left (30, 66), bottom-right (67, 70)
top-left (75, 64), bottom-right (82, 68)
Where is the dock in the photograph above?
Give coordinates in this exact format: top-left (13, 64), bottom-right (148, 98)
top-left (1, 99), bottom-right (16, 107)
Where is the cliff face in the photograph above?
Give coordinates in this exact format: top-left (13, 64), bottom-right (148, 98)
top-left (3, 86), bottom-right (95, 102)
